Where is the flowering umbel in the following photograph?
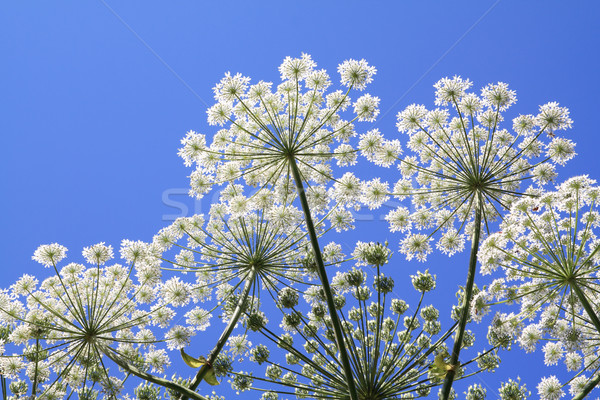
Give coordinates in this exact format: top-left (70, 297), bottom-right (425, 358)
top-left (389, 77), bottom-right (574, 261)
top-left (0, 242), bottom-right (173, 399)
top-left (479, 176), bottom-right (600, 398)
top-left (180, 54), bottom-right (378, 201)
top-left (1, 56), bottom-right (589, 400)
top-left (234, 242), bottom-right (497, 399)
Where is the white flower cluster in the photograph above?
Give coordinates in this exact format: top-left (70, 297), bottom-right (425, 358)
top-left (385, 77), bottom-right (575, 261)
top-left (4, 56), bottom-right (594, 399)
top-left (0, 242), bottom-right (193, 397)
top-left (479, 176), bottom-right (600, 396)
top-left (179, 54), bottom-right (379, 212)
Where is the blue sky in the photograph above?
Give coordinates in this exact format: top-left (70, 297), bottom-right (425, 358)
top-left (2, 1), bottom-right (600, 398)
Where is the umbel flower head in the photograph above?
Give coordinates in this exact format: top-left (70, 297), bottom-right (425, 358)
top-left (386, 77), bottom-right (575, 261)
top-left (478, 176), bottom-right (600, 397)
top-left (229, 243), bottom-right (496, 399)
top-left (148, 192), bottom-right (341, 333)
top-left (178, 54), bottom-right (378, 201)
top-left (153, 197), bottom-right (311, 281)
top-left (0, 242), bottom-right (174, 399)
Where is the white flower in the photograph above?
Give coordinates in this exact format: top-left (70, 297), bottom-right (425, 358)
top-left (361, 178), bottom-right (389, 210)
top-left (178, 130), bottom-right (207, 167)
top-left (328, 209), bottom-right (355, 232)
top-left (334, 143), bottom-right (357, 166)
top-left (396, 104), bottom-right (428, 132)
top-left (385, 207), bottom-right (412, 233)
top-left (150, 304), bottom-right (175, 328)
top-left (332, 172), bottom-right (362, 207)
top-left (564, 352), bottom-right (582, 371)
top-left (145, 348), bottom-right (170, 374)
top-left (184, 307), bottom-right (211, 331)
top-left (433, 76), bottom-right (472, 106)
top-left (546, 137), bottom-right (576, 165)
top-left (543, 342), bottom-right (564, 366)
top-left (5, 242), bottom-right (170, 396)
top-left (337, 59), bottom-right (376, 90)
top-left (537, 376), bottom-right (564, 400)
top-left (32, 243), bottom-right (67, 267)
top-left (305, 69), bottom-right (332, 91)
top-left (400, 234), bottom-right (432, 262)
top-left (353, 94), bottom-right (380, 122)
top-left (322, 242), bottom-right (344, 264)
top-left (175, 249), bottom-right (196, 268)
top-left (568, 376), bottom-right (588, 396)
top-left (518, 324), bottom-right (541, 353)
top-left (213, 72), bottom-right (250, 103)
top-left (386, 77), bottom-right (575, 261)
top-left (120, 239), bottom-right (149, 263)
top-left (436, 229), bottom-right (465, 256)
top-left (165, 325), bottom-right (195, 350)
top-left (82, 242), bottom-right (114, 265)
top-left (206, 102), bottom-right (233, 126)
top-left (160, 277), bottom-right (192, 307)
top-left (10, 274), bottom-right (38, 296)
top-left (227, 335), bottom-right (251, 358)
top-left (480, 82), bottom-right (516, 111)
top-left (536, 102), bottom-right (572, 132)
top-left (279, 53), bottom-right (316, 81)
top-left (0, 355), bottom-right (25, 378)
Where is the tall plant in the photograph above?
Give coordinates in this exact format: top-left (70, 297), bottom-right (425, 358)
top-left (0, 55), bottom-right (590, 400)
top-left (387, 77), bottom-right (574, 399)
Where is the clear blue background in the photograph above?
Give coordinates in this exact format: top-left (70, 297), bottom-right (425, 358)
top-left (2, 1), bottom-right (600, 398)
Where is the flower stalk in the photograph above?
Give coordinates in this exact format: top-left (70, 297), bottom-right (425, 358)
top-left (183, 268), bottom-right (258, 398)
top-left (441, 206), bottom-right (482, 400)
top-left (288, 155), bottom-right (359, 400)
top-left (570, 282), bottom-right (600, 334)
top-left (573, 374), bottom-right (600, 400)
top-left (102, 347), bottom-right (209, 400)
top-left (570, 282), bottom-right (600, 397)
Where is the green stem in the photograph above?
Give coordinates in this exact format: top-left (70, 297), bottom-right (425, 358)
top-left (440, 207), bottom-right (482, 400)
top-left (288, 156), bottom-right (359, 400)
top-left (573, 373), bottom-right (600, 400)
top-left (183, 269), bottom-right (257, 398)
top-left (31, 338), bottom-right (40, 398)
top-left (102, 348), bottom-right (209, 400)
top-left (571, 282), bottom-right (600, 398)
top-left (571, 282), bottom-right (600, 334)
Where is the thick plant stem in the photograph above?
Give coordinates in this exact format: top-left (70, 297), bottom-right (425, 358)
top-left (571, 282), bottom-right (600, 335)
top-left (573, 373), bottom-right (600, 400)
top-left (103, 348), bottom-right (209, 400)
top-left (571, 282), bottom-right (600, 398)
top-left (288, 156), bottom-right (359, 400)
top-left (440, 207), bottom-right (482, 400)
top-left (182, 269), bottom-right (257, 398)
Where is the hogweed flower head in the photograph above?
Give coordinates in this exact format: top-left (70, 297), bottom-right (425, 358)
top-left (0, 242), bottom-right (176, 398)
top-left (179, 55), bottom-right (378, 206)
top-left (231, 242), bottom-right (495, 399)
top-left (152, 199), bottom-right (315, 298)
top-left (498, 377), bottom-right (530, 400)
top-left (389, 77), bottom-right (574, 261)
top-left (479, 176), bottom-right (600, 396)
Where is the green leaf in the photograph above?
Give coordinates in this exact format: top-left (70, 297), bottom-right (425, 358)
top-left (180, 348), bottom-right (204, 368)
top-left (429, 354), bottom-right (454, 379)
top-left (179, 349), bottom-right (220, 386)
top-left (202, 367), bottom-right (219, 386)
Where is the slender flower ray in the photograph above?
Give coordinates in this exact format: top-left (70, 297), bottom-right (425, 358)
top-left (230, 243), bottom-right (498, 399)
